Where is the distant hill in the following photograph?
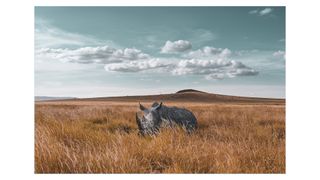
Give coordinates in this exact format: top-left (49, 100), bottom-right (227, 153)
top-left (35, 96), bottom-right (76, 101)
top-left (71, 89), bottom-right (285, 104)
top-left (176, 89), bottom-right (206, 94)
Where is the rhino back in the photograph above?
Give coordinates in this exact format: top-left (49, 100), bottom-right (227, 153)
top-left (159, 105), bottom-right (197, 128)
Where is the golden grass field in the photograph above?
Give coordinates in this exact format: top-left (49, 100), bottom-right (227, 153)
top-left (35, 98), bottom-right (285, 173)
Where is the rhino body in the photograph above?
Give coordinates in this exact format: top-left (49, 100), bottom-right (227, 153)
top-left (136, 102), bottom-right (197, 135)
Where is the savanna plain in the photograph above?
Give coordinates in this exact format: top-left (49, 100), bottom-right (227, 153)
top-left (35, 94), bottom-right (285, 173)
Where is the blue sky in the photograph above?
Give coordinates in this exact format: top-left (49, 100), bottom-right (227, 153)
top-left (35, 7), bottom-right (285, 98)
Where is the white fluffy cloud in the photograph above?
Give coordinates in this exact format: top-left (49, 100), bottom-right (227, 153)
top-left (260, 8), bottom-right (273, 16)
top-left (249, 8), bottom-right (273, 16)
top-left (186, 46), bottom-right (232, 59)
top-left (104, 59), bottom-right (169, 72)
top-left (36, 46), bottom-right (150, 64)
top-left (36, 38), bottom-right (258, 80)
top-left (172, 59), bottom-right (258, 80)
top-left (105, 58), bottom-right (258, 80)
top-left (161, 40), bottom-right (192, 53)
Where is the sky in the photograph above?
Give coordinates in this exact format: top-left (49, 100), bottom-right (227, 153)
top-left (35, 7), bottom-right (285, 98)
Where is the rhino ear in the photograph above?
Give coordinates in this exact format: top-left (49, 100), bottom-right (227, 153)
top-left (139, 102), bottom-right (146, 111)
top-left (155, 102), bottom-right (162, 110)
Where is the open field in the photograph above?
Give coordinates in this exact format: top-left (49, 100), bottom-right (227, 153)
top-left (35, 92), bottom-right (285, 173)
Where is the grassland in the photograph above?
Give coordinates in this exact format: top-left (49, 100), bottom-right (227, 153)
top-left (35, 97), bottom-right (285, 173)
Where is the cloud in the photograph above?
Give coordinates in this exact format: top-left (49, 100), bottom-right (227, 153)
top-left (104, 57), bottom-right (258, 80)
top-left (249, 10), bottom-right (259, 14)
top-left (36, 46), bottom-right (150, 64)
top-left (273, 50), bottom-right (286, 60)
top-left (161, 40), bottom-right (192, 53)
top-left (36, 34), bottom-right (259, 80)
top-left (104, 59), bottom-right (169, 72)
top-left (172, 59), bottom-right (258, 80)
top-left (185, 46), bottom-right (232, 59)
top-left (249, 8), bottom-right (273, 16)
top-left (260, 8), bottom-right (273, 16)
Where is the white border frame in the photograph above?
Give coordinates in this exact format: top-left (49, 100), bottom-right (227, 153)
top-left (2, 0), bottom-right (320, 179)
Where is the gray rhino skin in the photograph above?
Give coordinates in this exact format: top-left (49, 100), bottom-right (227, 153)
top-left (136, 102), bottom-right (198, 135)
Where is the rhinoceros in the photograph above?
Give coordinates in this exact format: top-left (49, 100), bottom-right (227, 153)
top-left (136, 102), bottom-right (198, 135)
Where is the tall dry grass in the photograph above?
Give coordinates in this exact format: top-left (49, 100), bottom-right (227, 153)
top-left (35, 101), bottom-right (285, 173)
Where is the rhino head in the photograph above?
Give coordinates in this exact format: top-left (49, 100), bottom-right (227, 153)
top-left (136, 102), bottom-right (162, 135)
